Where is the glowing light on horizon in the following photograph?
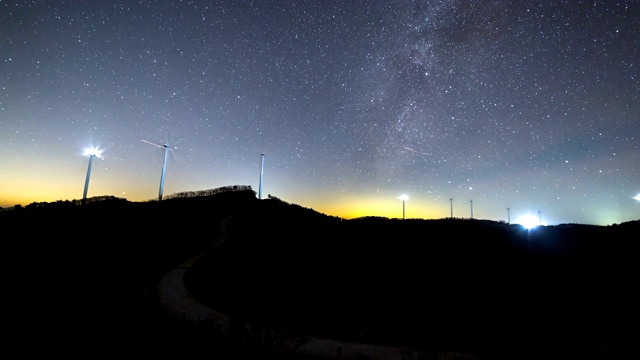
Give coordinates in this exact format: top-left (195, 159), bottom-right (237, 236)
top-left (517, 213), bottom-right (540, 229)
top-left (634, 194), bottom-right (640, 202)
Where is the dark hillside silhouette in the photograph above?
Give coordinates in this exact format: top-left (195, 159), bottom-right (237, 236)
top-left (4, 188), bottom-right (267, 357)
top-left (184, 202), bottom-right (639, 359)
top-left (3, 189), bottom-right (638, 359)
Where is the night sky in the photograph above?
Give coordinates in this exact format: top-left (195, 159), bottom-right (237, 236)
top-left (2, 0), bottom-right (639, 225)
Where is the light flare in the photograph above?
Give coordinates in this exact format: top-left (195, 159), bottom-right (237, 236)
top-left (84, 146), bottom-right (103, 158)
top-left (517, 213), bottom-right (540, 230)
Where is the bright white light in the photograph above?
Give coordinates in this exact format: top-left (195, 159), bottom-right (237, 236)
top-left (634, 194), bottom-right (640, 202)
top-left (517, 214), bottom-right (539, 230)
top-left (398, 194), bottom-right (409, 201)
top-left (84, 146), bottom-right (103, 157)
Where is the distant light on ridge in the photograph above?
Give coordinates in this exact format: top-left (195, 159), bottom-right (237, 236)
top-left (517, 213), bottom-right (540, 229)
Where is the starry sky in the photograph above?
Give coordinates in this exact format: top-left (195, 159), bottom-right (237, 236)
top-left (1, 0), bottom-right (639, 225)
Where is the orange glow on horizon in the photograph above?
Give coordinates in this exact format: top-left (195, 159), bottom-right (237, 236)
top-left (310, 195), bottom-right (446, 220)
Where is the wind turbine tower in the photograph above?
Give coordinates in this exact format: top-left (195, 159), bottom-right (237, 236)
top-left (398, 195), bottom-right (409, 220)
top-left (158, 144), bottom-right (169, 201)
top-left (142, 140), bottom-right (171, 201)
top-left (450, 198), bottom-right (453, 218)
top-left (259, 153), bottom-right (265, 199)
top-left (82, 146), bottom-right (102, 205)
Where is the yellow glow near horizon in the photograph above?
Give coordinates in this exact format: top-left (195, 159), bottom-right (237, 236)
top-left (0, 177), bottom-right (81, 207)
top-left (312, 194), bottom-right (444, 220)
top-left (0, 159), bottom-right (154, 208)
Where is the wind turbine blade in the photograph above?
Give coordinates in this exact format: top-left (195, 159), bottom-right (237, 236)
top-left (142, 139), bottom-right (167, 148)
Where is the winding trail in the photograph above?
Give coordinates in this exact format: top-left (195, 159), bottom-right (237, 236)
top-left (156, 217), bottom-right (493, 360)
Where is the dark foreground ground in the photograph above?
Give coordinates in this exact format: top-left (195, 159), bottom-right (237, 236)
top-left (4, 189), bottom-right (638, 359)
top-left (4, 190), bottom-right (338, 359)
top-left (185, 200), bottom-right (639, 359)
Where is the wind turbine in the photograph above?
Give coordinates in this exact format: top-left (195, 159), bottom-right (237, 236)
top-left (398, 194), bottom-right (409, 220)
top-left (258, 153), bottom-right (265, 199)
top-left (450, 198), bottom-right (453, 218)
top-left (82, 146), bottom-right (103, 205)
top-left (142, 139), bottom-right (172, 201)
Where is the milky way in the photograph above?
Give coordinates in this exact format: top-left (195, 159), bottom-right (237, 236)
top-left (1, 1), bottom-right (639, 225)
